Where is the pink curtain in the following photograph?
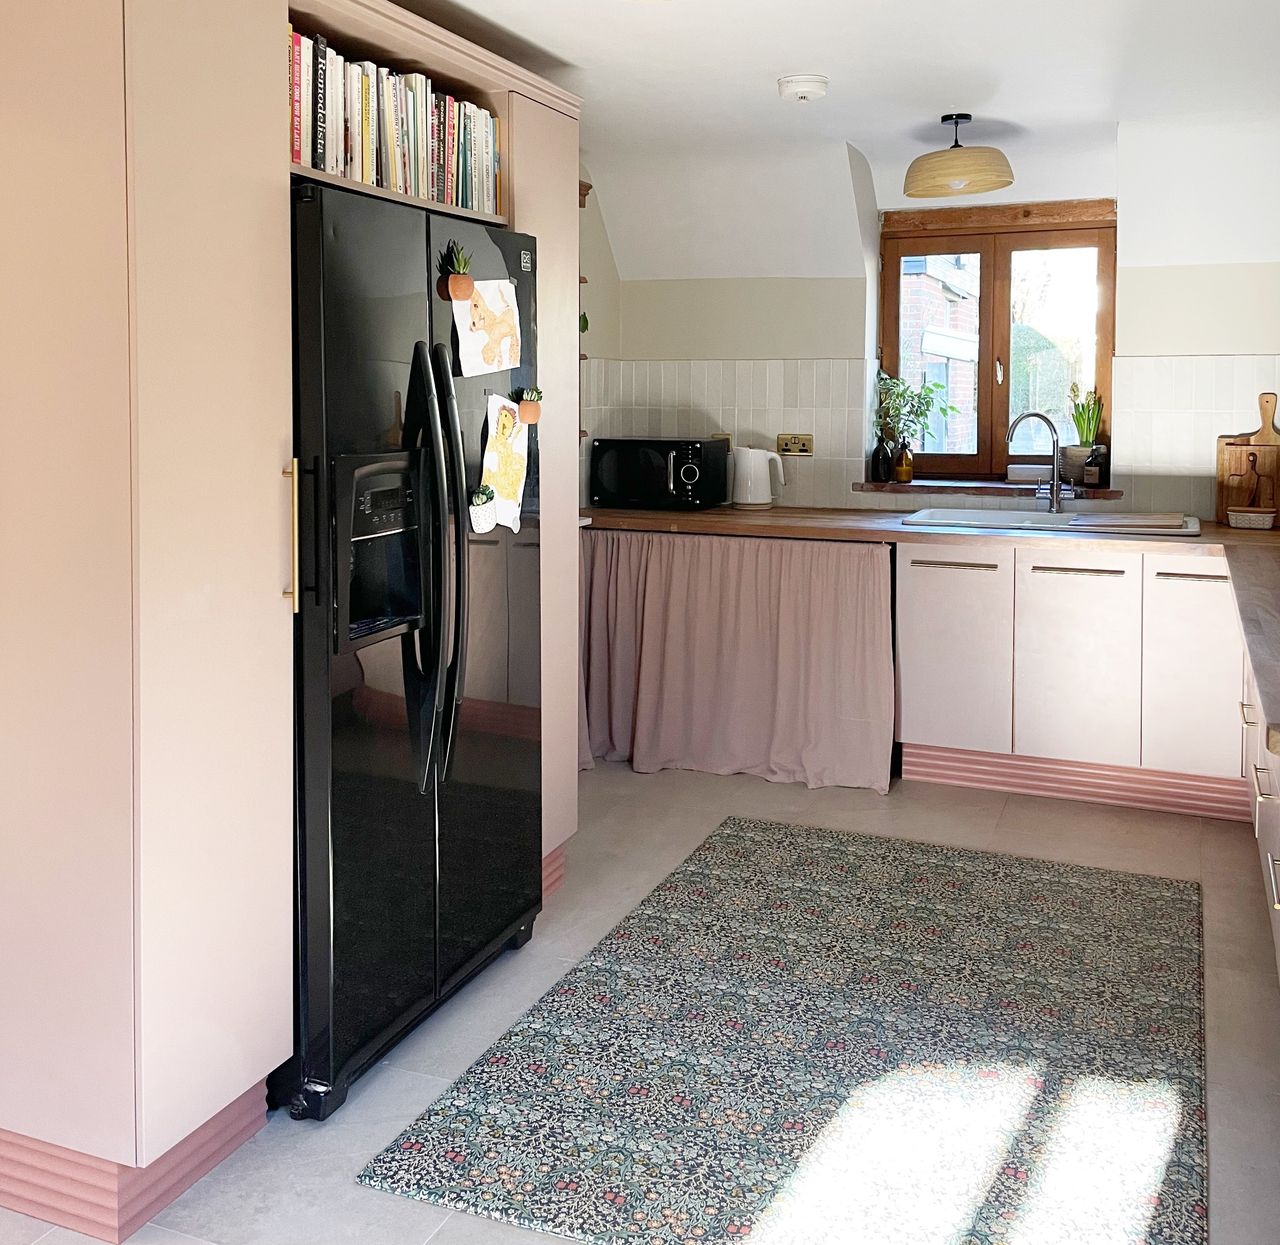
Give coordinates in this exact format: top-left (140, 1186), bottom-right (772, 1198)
top-left (579, 529), bottom-right (894, 792)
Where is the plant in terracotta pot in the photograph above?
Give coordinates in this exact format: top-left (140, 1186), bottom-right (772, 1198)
top-left (511, 386), bottom-right (543, 424)
top-left (875, 371), bottom-right (957, 483)
top-left (1062, 382), bottom-right (1104, 485)
top-left (437, 240), bottom-right (474, 301)
top-left (469, 483), bottom-right (496, 534)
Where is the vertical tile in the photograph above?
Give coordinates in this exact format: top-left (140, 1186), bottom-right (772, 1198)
top-left (783, 360), bottom-right (799, 409)
top-left (631, 362), bottom-right (647, 407)
top-left (795, 406), bottom-right (814, 434)
top-left (814, 359), bottom-right (831, 407)
top-left (705, 361), bottom-right (721, 409)
top-left (1172, 357), bottom-right (1195, 409)
top-left (721, 361), bottom-right (737, 407)
top-left (752, 360), bottom-right (768, 408)
top-left (736, 360), bottom-right (752, 407)
top-left (690, 361), bottom-right (706, 413)
top-left (799, 360), bottom-right (815, 407)
top-left (814, 407), bottom-right (831, 458)
top-left (1150, 358), bottom-right (1175, 412)
top-left (830, 359), bottom-right (849, 408)
top-left (676, 361), bottom-right (692, 407)
top-left (660, 407), bottom-right (677, 437)
top-left (1193, 357), bottom-right (1215, 412)
top-left (766, 360), bottom-right (783, 409)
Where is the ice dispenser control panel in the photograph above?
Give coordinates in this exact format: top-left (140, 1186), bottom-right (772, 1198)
top-left (353, 476), bottom-right (415, 539)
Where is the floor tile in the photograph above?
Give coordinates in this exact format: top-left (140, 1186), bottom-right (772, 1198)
top-left (41, 1227), bottom-right (208, 1245)
top-left (0, 1208), bottom-right (54, 1245)
top-left (425, 1209), bottom-right (564, 1244)
top-left (152, 1065), bottom-right (452, 1245)
top-left (1204, 964), bottom-right (1280, 1096)
top-left (1207, 1084), bottom-right (1280, 1245)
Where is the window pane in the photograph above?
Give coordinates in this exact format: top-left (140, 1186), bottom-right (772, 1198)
top-left (898, 253), bottom-right (980, 454)
top-left (1007, 247), bottom-right (1099, 454)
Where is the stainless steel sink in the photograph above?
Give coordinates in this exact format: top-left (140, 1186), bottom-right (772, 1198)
top-left (901, 508), bottom-right (1202, 537)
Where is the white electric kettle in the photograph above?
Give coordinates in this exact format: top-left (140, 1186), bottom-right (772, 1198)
top-left (731, 446), bottom-right (785, 509)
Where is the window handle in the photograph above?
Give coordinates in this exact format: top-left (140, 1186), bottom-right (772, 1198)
top-left (995, 357), bottom-right (1004, 385)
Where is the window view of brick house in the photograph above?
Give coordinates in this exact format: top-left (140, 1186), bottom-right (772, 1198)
top-left (898, 253), bottom-right (980, 454)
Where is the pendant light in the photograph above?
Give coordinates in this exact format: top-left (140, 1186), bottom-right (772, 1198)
top-left (903, 113), bottom-right (1014, 198)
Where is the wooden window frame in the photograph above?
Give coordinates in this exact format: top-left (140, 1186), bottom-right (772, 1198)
top-left (879, 199), bottom-right (1117, 480)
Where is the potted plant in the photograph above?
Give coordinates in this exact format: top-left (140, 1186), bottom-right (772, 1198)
top-left (437, 240), bottom-right (474, 302)
top-left (468, 483), bottom-right (496, 533)
top-left (1062, 383), bottom-right (1104, 485)
top-left (875, 371), bottom-right (957, 483)
top-left (512, 386), bottom-right (543, 424)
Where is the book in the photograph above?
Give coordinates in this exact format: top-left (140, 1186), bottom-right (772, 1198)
top-left (482, 109), bottom-right (492, 214)
top-left (290, 31), bottom-right (302, 164)
top-left (444, 96), bottom-right (456, 205)
top-left (299, 37), bottom-right (313, 169)
top-left (326, 50), bottom-right (342, 175)
top-left (360, 62), bottom-right (377, 186)
top-left (435, 97), bottom-right (446, 203)
top-left (313, 34), bottom-right (327, 172)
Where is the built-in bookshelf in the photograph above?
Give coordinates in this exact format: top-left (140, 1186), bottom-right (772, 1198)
top-left (289, 163), bottom-right (506, 226)
top-left (288, 16), bottom-right (505, 223)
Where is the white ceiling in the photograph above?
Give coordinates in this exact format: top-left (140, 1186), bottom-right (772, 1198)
top-left (408, 0), bottom-right (1280, 280)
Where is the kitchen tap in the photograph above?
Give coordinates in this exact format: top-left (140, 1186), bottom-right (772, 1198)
top-left (1007, 411), bottom-right (1073, 513)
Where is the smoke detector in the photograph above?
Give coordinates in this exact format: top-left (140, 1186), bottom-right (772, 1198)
top-left (778, 75), bottom-right (828, 103)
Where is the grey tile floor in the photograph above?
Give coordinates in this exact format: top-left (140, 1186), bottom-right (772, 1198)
top-left (4, 763), bottom-right (1279, 1245)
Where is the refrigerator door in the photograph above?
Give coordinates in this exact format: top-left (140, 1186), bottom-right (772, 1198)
top-left (430, 324), bottom-right (542, 994)
top-left (284, 183), bottom-right (443, 1118)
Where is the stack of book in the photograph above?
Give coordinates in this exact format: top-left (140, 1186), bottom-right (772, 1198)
top-left (288, 26), bottom-right (500, 215)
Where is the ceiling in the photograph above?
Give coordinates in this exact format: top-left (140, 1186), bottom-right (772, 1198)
top-left (401, 0), bottom-right (1280, 280)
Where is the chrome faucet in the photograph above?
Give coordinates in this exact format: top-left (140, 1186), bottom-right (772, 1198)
top-left (1007, 411), bottom-right (1073, 513)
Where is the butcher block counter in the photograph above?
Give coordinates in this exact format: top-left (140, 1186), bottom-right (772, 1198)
top-left (582, 505), bottom-right (1280, 755)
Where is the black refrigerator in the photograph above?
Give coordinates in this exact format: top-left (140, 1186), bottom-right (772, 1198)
top-left (269, 179), bottom-right (543, 1121)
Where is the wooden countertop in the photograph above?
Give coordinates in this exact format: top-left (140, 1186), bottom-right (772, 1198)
top-left (582, 505), bottom-right (1280, 753)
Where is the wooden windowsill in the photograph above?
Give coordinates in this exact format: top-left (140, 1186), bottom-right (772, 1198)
top-left (850, 480), bottom-right (1124, 501)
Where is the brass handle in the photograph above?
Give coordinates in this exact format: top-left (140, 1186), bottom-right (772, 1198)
top-left (1252, 763), bottom-right (1276, 803)
top-left (910, 559), bottom-right (1000, 572)
top-left (1242, 701), bottom-right (1259, 728)
top-left (1268, 853), bottom-right (1280, 912)
top-left (1031, 565), bottom-right (1125, 577)
top-left (1154, 571), bottom-right (1230, 583)
top-left (283, 459), bottom-right (299, 613)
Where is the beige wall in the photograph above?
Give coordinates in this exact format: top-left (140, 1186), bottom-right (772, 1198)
top-left (578, 168), bottom-right (620, 359)
top-left (620, 278), bottom-right (867, 361)
top-left (1117, 263), bottom-right (1280, 357)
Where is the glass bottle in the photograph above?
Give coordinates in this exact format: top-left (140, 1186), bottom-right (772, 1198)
top-left (870, 425), bottom-right (895, 483)
top-left (1083, 443), bottom-right (1106, 488)
top-left (893, 441), bottom-right (914, 484)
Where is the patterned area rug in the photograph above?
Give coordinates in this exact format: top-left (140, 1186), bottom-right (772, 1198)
top-left (359, 817), bottom-right (1206, 1245)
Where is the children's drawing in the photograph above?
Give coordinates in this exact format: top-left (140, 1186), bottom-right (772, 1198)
top-left (478, 394), bottom-right (529, 532)
top-left (452, 279), bottom-right (521, 376)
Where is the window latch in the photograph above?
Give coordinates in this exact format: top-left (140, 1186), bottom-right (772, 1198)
top-left (995, 357), bottom-right (1005, 385)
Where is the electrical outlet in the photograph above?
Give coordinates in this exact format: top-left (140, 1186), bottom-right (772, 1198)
top-left (777, 433), bottom-right (814, 456)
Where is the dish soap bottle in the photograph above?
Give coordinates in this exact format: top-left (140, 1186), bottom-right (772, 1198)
top-left (870, 425), bottom-right (894, 483)
top-left (1083, 443), bottom-right (1106, 488)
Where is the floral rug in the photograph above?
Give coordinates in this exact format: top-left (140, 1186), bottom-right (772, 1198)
top-left (358, 817), bottom-right (1206, 1244)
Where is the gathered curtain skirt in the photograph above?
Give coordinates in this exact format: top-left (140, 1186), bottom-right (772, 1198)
top-left (578, 529), bottom-right (894, 792)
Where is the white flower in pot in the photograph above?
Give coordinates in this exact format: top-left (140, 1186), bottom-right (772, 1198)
top-left (469, 483), bottom-right (497, 533)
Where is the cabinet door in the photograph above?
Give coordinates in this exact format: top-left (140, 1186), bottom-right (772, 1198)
top-left (1244, 656), bottom-right (1263, 831)
top-left (1254, 762), bottom-right (1280, 985)
top-left (896, 543), bottom-right (1014, 753)
top-left (1142, 555), bottom-right (1243, 777)
top-left (1014, 547), bottom-right (1142, 765)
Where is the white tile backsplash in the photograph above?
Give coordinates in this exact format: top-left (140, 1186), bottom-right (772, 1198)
top-left (580, 357), bottom-right (867, 507)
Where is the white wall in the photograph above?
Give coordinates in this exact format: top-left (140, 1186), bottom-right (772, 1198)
top-left (578, 165), bottom-right (619, 359)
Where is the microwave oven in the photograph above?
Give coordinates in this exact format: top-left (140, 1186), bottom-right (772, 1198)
top-left (588, 437), bottom-right (730, 510)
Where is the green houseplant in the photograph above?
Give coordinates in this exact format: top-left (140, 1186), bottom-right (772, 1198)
top-left (437, 240), bottom-right (474, 301)
top-left (875, 371), bottom-right (958, 483)
top-left (469, 483), bottom-right (497, 533)
top-left (1061, 382), bottom-right (1105, 484)
top-left (511, 386), bottom-right (543, 424)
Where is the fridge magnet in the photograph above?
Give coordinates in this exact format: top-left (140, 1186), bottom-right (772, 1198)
top-left (453, 279), bottom-right (521, 376)
top-left (512, 386), bottom-right (543, 424)
top-left (468, 484), bottom-right (497, 534)
top-left (478, 393), bottom-right (529, 532)
top-left (436, 240), bottom-right (474, 302)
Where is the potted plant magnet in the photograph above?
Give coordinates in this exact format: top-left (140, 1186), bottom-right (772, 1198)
top-left (469, 483), bottom-right (497, 534)
top-left (875, 371), bottom-right (957, 483)
top-left (512, 386), bottom-right (543, 424)
top-left (437, 240), bottom-right (474, 302)
top-left (1063, 383), bottom-right (1104, 486)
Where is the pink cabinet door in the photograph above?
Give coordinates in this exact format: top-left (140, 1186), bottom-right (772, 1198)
top-left (896, 543), bottom-right (1014, 753)
top-left (1141, 555), bottom-right (1243, 778)
top-left (1014, 547), bottom-right (1143, 766)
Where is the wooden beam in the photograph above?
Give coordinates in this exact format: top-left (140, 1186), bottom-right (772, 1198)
top-left (881, 198), bottom-right (1116, 238)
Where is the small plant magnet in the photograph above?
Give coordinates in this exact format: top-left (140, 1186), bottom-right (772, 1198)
top-left (469, 483), bottom-right (497, 534)
top-left (511, 386), bottom-right (543, 424)
top-left (437, 240), bottom-right (474, 302)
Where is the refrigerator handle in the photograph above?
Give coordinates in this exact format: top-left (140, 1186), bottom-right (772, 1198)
top-left (432, 343), bottom-right (469, 781)
top-left (408, 341), bottom-right (451, 791)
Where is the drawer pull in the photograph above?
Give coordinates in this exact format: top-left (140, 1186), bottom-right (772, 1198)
top-left (1031, 565), bottom-right (1125, 577)
top-left (1242, 701), bottom-right (1259, 728)
top-left (1153, 571), bottom-right (1230, 583)
top-left (1252, 764), bottom-right (1276, 803)
top-left (910, 559), bottom-right (1000, 572)
top-left (1268, 854), bottom-right (1280, 912)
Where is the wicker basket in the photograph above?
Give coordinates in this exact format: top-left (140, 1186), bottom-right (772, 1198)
top-left (1227, 506), bottom-right (1277, 530)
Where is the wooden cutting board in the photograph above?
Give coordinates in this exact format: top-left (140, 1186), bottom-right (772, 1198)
top-left (1216, 393), bottom-right (1280, 522)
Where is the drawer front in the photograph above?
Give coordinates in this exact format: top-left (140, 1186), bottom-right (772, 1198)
top-left (1255, 770), bottom-right (1280, 986)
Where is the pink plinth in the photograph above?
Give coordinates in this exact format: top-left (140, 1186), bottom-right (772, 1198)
top-left (0, 1081), bottom-right (267, 1243)
top-left (900, 744), bottom-right (1253, 821)
top-left (542, 844), bottom-right (568, 898)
